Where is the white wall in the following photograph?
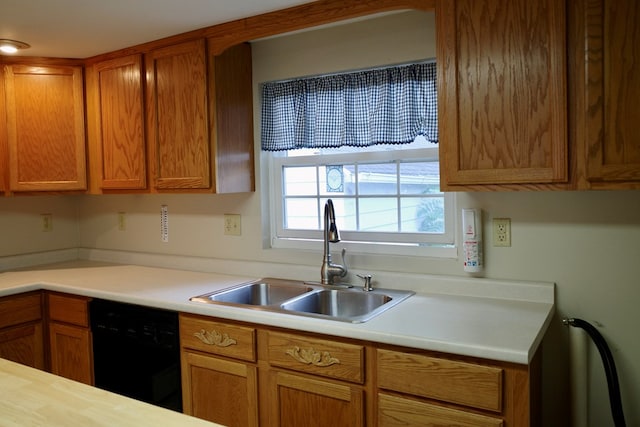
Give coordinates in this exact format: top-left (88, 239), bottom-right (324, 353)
top-left (1, 10), bottom-right (638, 426)
top-left (0, 195), bottom-right (79, 257)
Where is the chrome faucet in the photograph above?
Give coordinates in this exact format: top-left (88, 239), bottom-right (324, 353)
top-left (320, 199), bottom-right (348, 285)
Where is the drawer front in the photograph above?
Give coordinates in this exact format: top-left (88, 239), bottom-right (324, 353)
top-left (0, 292), bottom-right (42, 329)
top-left (377, 349), bottom-right (503, 412)
top-left (378, 393), bottom-right (503, 427)
top-left (267, 331), bottom-right (364, 384)
top-left (179, 314), bottom-right (256, 362)
top-left (47, 293), bottom-right (90, 327)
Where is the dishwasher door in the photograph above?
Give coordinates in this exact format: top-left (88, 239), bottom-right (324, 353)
top-left (90, 299), bottom-right (182, 412)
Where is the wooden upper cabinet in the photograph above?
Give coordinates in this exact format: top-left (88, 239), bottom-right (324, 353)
top-left (90, 54), bottom-right (146, 190)
top-left (583, 0), bottom-right (640, 187)
top-left (437, 0), bottom-right (568, 188)
top-left (4, 64), bottom-right (86, 192)
top-left (0, 67), bottom-right (7, 194)
top-left (209, 42), bottom-right (255, 193)
top-left (146, 39), bottom-right (211, 190)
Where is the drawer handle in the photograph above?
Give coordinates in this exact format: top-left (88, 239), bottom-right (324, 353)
top-left (194, 329), bottom-right (237, 347)
top-left (285, 346), bottom-right (340, 367)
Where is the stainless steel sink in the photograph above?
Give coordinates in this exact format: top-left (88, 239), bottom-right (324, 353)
top-left (280, 288), bottom-right (412, 322)
top-left (190, 278), bottom-right (414, 323)
top-left (190, 281), bottom-right (314, 306)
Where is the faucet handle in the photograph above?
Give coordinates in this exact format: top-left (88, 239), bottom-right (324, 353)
top-left (357, 274), bottom-right (373, 292)
top-left (340, 248), bottom-right (347, 273)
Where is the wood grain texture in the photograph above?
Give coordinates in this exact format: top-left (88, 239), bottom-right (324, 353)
top-left (181, 350), bottom-right (259, 427)
top-left (210, 42), bottom-right (255, 193)
top-left (4, 64), bottom-right (87, 191)
top-left (0, 292), bottom-right (42, 329)
top-left (0, 66), bottom-right (7, 193)
top-left (270, 370), bottom-right (364, 427)
top-left (377, 348), bottom-right (503, 412)
top-left (438, 0), bottom-right (568, 187)
top-left (378, 393), bottom-right (503, 427)
top-left (180, 313), bottom-right (257, 362)
top-left (94, 54), bottom-right (147, 189)
top-left (48, 322), bottom-right (93, 385)
top-left (585, 0), bottom-right (640, 183)
top-left (47, 292), bottom-right (90, 327)
top-left (267, 331), bottom-right (365, 384)
top-left (0, 323), bottom-right (45, 369)
top-left (0, 358), bottom-right (222, 427)
top-left (146, 39), bottom-right (210, 190)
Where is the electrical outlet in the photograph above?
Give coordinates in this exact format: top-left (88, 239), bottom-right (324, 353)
top-left (117, 212), bottom-right (126, 231)
top-left (493, 218), bottom-right (511, 247)
top-left (41, 213), bottom-right (53, 232)
top-left (224, 214), bottom-right (241, 236)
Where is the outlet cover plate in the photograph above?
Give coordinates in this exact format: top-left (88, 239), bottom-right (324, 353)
top-left (224, 214), bottom-right (241, 236)
top-left (493, 218), bottom-right (511, 247)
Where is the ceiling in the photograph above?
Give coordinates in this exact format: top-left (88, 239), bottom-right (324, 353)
top-left (0, 0), bottom-right (312, 58)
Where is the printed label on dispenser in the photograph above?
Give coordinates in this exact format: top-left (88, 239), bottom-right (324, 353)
top-left (462, 208), bottom-right (483, 273)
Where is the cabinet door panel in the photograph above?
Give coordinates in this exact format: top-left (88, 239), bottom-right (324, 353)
top-left (181, 350), bottom-right (258, 427)
top-left (270, 371), bottom-right (364, 427)
top-left (4, 64), bottom-right (86, 191)
top-left (146, 40), bottom-right (210, 190)
top-left (94, 54), bottom-right (147, 189)
top-left (585, 0), bottom-right (640, 184)
top-left (49, 322), bottom-right (93, 385)
top-left (438, 0), bottom-right (567, 186)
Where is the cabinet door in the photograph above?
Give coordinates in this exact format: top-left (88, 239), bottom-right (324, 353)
top-left (4, 64), bottom-right (86, 191)
top-left (0, 66), bottom-right (7, 193)
top-left (92, 54), bottom-right (147, 190)
top-left (0, 323), bottom-right (45, 369)
top-left (181, 350), bottom-right (258, 427)
top-left (437, 0), bottom-right (567, 187)
top-left (49, 322), bottom-right (93, 385)
top-left (584, 0), bottom-right (640, 185)
top-left (269, 370), bottom-right (364, 427)
top-left (146, 40), bottom-right (210, 190)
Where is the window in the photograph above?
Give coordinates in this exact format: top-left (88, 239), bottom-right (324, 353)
top-left (262, 62), bottom-right (455, 257)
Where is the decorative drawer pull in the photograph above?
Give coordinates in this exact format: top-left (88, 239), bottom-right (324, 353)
top-left (285, 346), bottom-right (340, 367)
top-left (194, 329), bottom-right (237, 347)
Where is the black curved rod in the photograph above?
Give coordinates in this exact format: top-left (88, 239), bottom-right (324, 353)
top-left (564, 318), bottom-right (626, 427)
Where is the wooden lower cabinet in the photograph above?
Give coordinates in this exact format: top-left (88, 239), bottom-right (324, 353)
top-left (179, 313), bottom-right (259, 426)
top-left (46, 292), bottom-right (93, 385)
top-left (179, 313), bottom-right (538, 427)
top-left (0, 292), bottom-right (44, 369)
top-left (376, 348), bottom-right (539, 427)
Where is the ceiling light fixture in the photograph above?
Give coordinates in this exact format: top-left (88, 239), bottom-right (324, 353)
top-left (0, 39), bottom-right (31, 54)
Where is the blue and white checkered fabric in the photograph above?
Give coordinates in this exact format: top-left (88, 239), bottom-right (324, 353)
top-left (261, 62), bottom-right (437, 152)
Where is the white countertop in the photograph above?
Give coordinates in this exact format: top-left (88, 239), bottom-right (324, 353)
top-left (0, 261), bottom-right (555, 365)
top-left (0, 358), bottom-right (221, 427)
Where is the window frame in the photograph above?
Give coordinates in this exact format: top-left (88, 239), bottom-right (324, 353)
top-left (266, 146), bottom-right (457, 258)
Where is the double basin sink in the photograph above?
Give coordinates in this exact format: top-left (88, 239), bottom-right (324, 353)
top-left (190, 278), bottom-right (414, 323)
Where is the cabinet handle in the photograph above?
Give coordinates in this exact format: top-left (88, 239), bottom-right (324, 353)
top-left (285, 346), bottom-right (340, 367)
top-left (194, 329), bottom-right (237, 347)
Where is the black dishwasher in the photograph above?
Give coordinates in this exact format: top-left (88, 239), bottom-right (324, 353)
top-left (90, 299), bottom-right (182, 412)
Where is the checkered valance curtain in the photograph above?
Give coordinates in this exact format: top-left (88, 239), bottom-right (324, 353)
top-left (261, 62), bottom-right (437, 151)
